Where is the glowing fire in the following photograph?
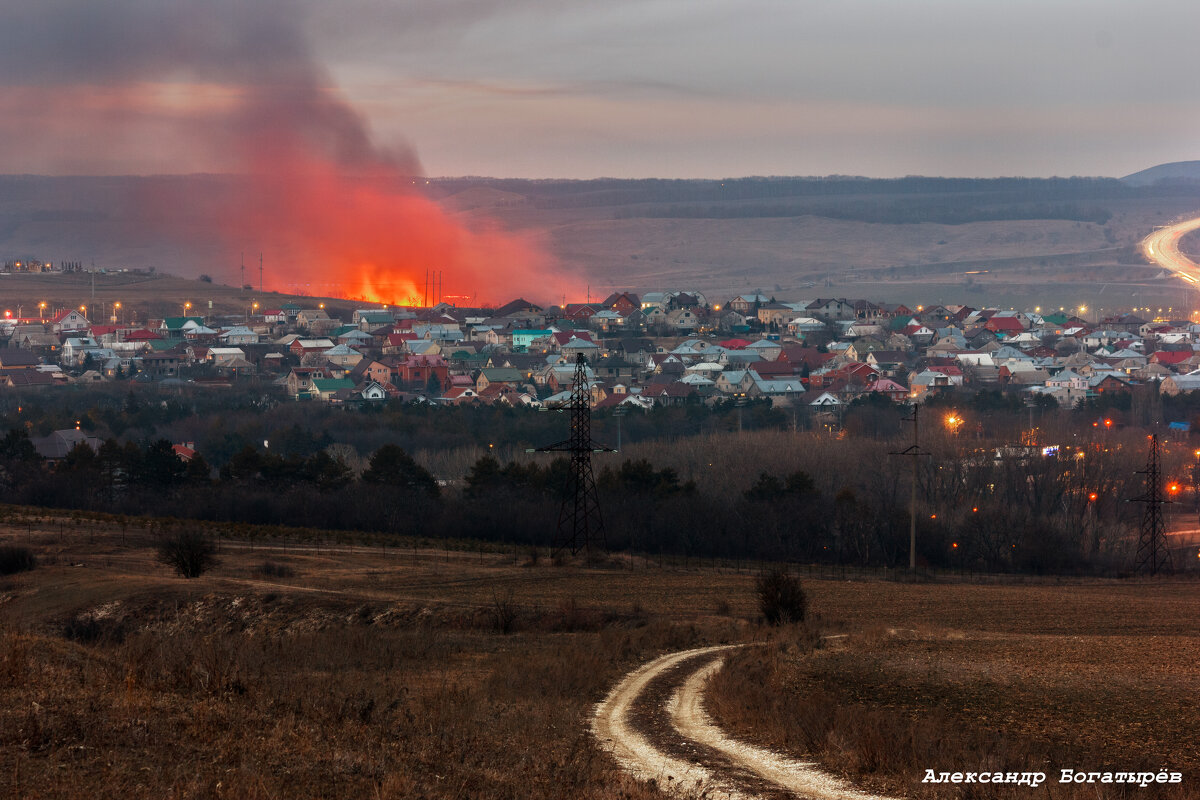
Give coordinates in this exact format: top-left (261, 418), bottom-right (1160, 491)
top-left (200, 135), bottom-right (572, 306)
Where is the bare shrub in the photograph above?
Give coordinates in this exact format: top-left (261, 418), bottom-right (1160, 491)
top-left (491, 589), bottom-right (519, 635)
top-left (157, 530), bottom-right (218, 578)
top-left (62, 614), bottom-right (127, 645)
top-left (0, 544), bottom-right (36, 575)
top-left (756, 568), bottom-right (806, 625)
top-left (252, 560), bottom-right (294, 578)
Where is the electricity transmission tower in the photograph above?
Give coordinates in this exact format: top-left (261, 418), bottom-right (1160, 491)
top-left (1133, 434), bottom-right (1173, 576)
top-left (534, 354), bottom-right (613, 557)
top-left (890, 404), bottom-right (931, 571)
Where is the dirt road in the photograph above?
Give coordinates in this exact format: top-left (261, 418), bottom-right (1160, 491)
top-left (593, 645), bottom-right (898, 799)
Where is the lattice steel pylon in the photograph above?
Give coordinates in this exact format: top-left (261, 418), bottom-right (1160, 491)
top-left (535, 354), bottom-right (613, 557)
top-left (1133, 434), bottom-right (1173, 576)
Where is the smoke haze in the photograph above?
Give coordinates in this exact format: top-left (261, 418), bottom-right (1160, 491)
top-left (2, 0), bottom-right (573, 305)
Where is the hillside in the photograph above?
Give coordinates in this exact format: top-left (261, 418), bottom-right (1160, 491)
top-left (1121, 160), bottom-right (1200, 187)
top-left (3, 173), bottom-right (1200, 308)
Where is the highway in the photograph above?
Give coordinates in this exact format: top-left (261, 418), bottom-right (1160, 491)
top-left (1139, 214), bottom-right (1200, 285)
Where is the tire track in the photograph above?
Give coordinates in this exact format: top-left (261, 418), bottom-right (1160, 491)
top-left (593, 645), bottom-right (900, 799)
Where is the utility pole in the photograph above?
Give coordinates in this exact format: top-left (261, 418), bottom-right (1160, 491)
top-left (259, 253), bottom-right (263, 293)
top-left (240, 252), bottom-right (245, 289)
top-left (891, 404), bottom-right (932, 571)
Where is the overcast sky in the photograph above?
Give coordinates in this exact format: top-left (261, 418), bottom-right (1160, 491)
top-left (4, 0), bottom-right (1200, 178)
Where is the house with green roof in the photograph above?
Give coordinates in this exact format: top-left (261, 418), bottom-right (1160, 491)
top-left (310, 377), bottom-right (355, 401)
top-left (159, 316), bottom-right (205, 338)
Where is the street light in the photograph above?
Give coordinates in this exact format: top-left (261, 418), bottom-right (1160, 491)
top-left (945, 412), bottom-right (963, 436)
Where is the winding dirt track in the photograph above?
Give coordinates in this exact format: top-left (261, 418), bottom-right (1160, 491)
top-left (592, 645), bottom-right (899, 800)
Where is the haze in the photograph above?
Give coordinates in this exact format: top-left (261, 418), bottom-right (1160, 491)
top-left (5, 0), bottom-right (1200, 179)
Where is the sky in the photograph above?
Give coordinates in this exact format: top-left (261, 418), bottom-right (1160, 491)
top-left (3, 0), bottom-right (1200, 179)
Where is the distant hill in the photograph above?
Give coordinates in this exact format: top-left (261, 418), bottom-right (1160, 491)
top-left (1121, 161), bottom-right (1200, 186)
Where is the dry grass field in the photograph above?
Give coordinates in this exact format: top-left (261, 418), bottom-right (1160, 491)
top-left (2, 511), bottom-right (1197, 798)
top-left (708, 580), bottom-right (1200, 798)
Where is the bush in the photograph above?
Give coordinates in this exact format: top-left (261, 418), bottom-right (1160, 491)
top-left (252, 560), bottom-right (294, 578)
top-left (756, 568), bottom-right (806, 625)
top-left (62, 614), bottom-right (127, 644)
top-left (158, 530), bottom-right (218, 578)
top-left (0, 545), bottom-right (36, 575)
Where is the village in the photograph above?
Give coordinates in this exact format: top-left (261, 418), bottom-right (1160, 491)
top-left (1, 289), bottom-right (1197, 416)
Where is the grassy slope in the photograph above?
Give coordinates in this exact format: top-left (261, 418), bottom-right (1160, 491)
top-left (2, 514), bottom-right (1197, 798)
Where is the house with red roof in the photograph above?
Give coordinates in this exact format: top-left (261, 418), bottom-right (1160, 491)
top-left (50, 308), bottom-right (90, 334)
top-left (985, 316), bottom-right (1025, 335)
top-left (1150, 350), bottom-right (1192, 367)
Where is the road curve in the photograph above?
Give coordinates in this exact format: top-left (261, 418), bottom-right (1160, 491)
top-left (1140, 215), bottom-right (1200, 286)
top-left (592, 645), bottom-right (899, 800)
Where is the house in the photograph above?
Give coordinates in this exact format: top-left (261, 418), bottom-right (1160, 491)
top-left (601, 292), bottom-right (640, 314)
top-left (311, 378), bottom-right (356, 401)
top-left (136, 352), bottom-right (183, 378)
top-left (208, 347), bottom-right (248, 366)
top-left (0, 368), bottom-right (55, 388)
top-left (290, 338), bottom-right (335, 357)
top-left (0, 350), bottom-right (41, 369)
top-left (748, 374), bottom-right (808, 405)
top-left (493, 298), bottom-right (544, 317)
top-left (512, 328), bottom-right (554, 352)
top-left (561, 336), bottom-right (602, 360)
top-left (398, 355), bottom-right (450, 391)
top-left (159, 316), bottom-right (205, 339)
top-left (666, 308), bottom-right (699, 331)
top-left (756, 303), bottom-right (794, 326)
top-left (354, 309), bottom-right (395, 330)
top-left (476, 367), bottom-right (526, 393)
top-left (715, 370), bottom-right (754, 395)
top-left (357, 381), bottom-right (389, 401)
top-left (219, 326), bottom-right (260, 346)
top-left (296, 308), bottom-right (331, 328)
top-left (323, 343), bottom-right (364, 367)
top-left (869, 378), bottom-right (909, 400)
top-left (286, 367), bottom-right (326, 397)
top-left (727, 294), bottom-right (771, 314)
top-left (806, 299), bottom-right (855, 321)
top-left (909, 370), bottom-right (953, 397)
top-left (563, 303), bottom-right (602, 322)
top-left (50, 308), bottom-right (91, 334)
